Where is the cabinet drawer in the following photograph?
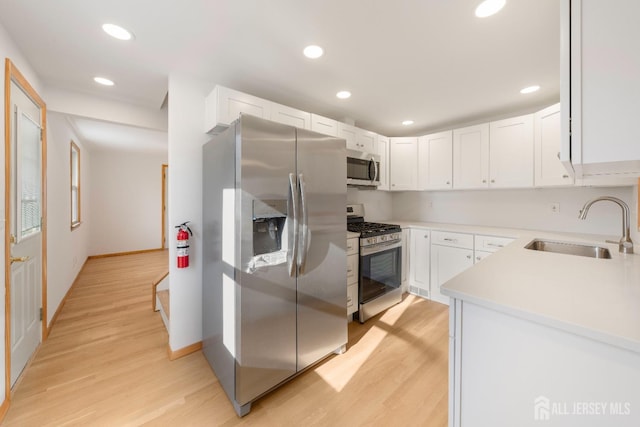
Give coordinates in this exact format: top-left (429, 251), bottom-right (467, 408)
top-left (347, 237), bottom-right (359, 256)
top-left (347, 284), bottom-right (358, 315)
top-left (474, 235), bottom-right (515, 253)
top-left (431, 231), bottom-right (474, 249)
top-left (347, 254), bottom-right (358, 284)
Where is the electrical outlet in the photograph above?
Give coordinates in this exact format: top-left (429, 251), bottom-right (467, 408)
top-left (549, 203), bottom-right (560, 214)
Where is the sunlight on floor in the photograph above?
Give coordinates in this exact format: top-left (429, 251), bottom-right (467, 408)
top-left (313, 296), bottom-right (413, 392)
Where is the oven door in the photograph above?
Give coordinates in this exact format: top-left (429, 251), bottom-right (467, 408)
top-left (359, 241), bottom-right (402, 304)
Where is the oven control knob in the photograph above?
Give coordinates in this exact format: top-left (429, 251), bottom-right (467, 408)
top-left (380, 235), bottom-right (387, 242)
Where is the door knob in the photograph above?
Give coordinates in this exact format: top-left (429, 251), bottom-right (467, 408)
top-left (10, 256), bottom-right (30, 264)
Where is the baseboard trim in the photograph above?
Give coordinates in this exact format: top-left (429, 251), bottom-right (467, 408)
top-left (47, 259), bottom-right (89, 337)
top-left (168, 341), bottom-right (202, 361)
top-left (89, 248), bottom-right (165, 259)
top-left (0, 397), bottom-right (10, 423)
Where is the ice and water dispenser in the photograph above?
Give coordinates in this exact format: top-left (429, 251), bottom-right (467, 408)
top-left (249, 199), bottom-right (288, 270)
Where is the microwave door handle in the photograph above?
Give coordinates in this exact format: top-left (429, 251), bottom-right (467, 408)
top-left (372, 157), bottom-right (379, 182)
top-left (298, 173), bottom-right (309, 274)
top-left (288, 173), bottom-right (298, 277)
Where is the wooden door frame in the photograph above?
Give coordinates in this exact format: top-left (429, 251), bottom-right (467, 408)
top-left (161, 164), bottom-right (168, 249)
top-left (4, 59), bottom-right (48, 400)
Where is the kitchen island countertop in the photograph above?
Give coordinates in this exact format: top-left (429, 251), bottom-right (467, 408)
top-left (389, 220), bottom-right (640, 353)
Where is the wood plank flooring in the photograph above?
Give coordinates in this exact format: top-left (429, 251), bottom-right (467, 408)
top-left (2, 251), bottom-right (449, 426)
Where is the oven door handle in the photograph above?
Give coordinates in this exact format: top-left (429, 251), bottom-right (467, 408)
top-left (287, 173), bottom-right (298, 277)
top-left (297, 173), bottom-right (309, 275)
top-left (360, 240), bottom-right (402, 256)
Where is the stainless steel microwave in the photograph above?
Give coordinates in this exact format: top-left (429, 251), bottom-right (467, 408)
top-left (347, 149), bottom-right (380, 187)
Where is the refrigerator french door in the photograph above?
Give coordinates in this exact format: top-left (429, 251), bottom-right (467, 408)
top-left (203, 115), bottom-right (347, 417)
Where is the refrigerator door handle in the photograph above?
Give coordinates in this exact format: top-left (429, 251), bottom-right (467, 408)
top-left (288, 173), bottom-right (299, 277)
top-left (298, 173), bottom-right (309, 274)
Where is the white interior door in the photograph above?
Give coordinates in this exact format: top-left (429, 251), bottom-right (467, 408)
top-left (10, 99), bottom-right (43, 386)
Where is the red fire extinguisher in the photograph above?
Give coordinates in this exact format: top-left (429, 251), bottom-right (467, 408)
top-left (176, 221), bottom-right (193, 268)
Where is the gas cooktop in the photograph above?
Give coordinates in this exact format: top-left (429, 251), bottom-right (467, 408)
top-left (347, 220), bottom-right (402, 238)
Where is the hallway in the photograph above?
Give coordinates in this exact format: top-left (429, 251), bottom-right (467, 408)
top-left (3, 251), bottom-right (448, 426)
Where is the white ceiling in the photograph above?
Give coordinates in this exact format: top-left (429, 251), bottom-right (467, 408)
top-left (0, 0), bottom-right (560, 138)
top-left (69, 116), bottom-right (168, 153)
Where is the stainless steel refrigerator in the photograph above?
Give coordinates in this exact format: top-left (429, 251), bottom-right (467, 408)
top-left (202, 115), bottom-right (347, 417)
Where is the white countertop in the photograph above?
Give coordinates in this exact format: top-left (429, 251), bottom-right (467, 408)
top-left (390, 220), bottom-right (640, 353)
top-left (347, 231), bottom-right (360, 239)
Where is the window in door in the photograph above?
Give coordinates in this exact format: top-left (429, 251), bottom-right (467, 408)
top-left (70, 141), bottom-right (81, 229)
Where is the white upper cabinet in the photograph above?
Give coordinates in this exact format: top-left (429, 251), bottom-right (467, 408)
top-left (389, 137), bottom-right (418, 191)
top-left (270, 102), bottom-right (311, 130)
top-left (563, 0), bottom-right (640, 177)
top-left (418, 131), bottom-right (453, 190)
top-left (204, 86), bottom-right (271, 133)
top-left (534, 103), bottom-right (574, 187)
top-left (377, 134), bottom-right (390, 191)
top-left (489, 114), bottom-right (534, 188)
top-left (310, 114), bottom-right (338, 137)
top-left (337, 122), bottom-right (358, 151)
top-left (340, 123), bottom-right (377, 153)
top-left (453, 124), bottom-right (490, 189)
top-left (356, 128), bottom-right (377, 153)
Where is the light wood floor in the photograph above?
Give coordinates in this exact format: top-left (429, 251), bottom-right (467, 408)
top-left (3, 251), bottom-right (449, 426)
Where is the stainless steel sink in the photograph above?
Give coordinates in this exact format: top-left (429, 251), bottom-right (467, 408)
top-left (524, 239), bottom-right (612, 259)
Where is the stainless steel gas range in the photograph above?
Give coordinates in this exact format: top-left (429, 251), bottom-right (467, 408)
top-left (347, 204), bottom-right (402, 323)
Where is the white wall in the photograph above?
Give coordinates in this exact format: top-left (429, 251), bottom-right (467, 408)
top-left (391, 186), bottom-right (639, 243)
top-left (347, 187), bottom-right (393, 221)
top-left (46, 113), bottom-right (91, 324)
top-left (89, 148), bottom-right (167, 255)
top-left (167, 73), bottom-right (212, 351)
top-left (44, 87), bottom-right (168, 132)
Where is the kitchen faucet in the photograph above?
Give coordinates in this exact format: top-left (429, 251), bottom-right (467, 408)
top-left (578, 196), bottom-right (634, 254)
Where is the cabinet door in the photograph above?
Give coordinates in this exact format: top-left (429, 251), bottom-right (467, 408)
top-left (204, 86), bottom-right (271, 133)
top-left (535, 103), bottom-right (574, 187)
top-left (489, 114), bottom-right (534, 188)
top-left (347, 254), bottom-right (358, 285)
top-left (401, 228), bottom-right (409, 291)
top-left (474, 250), bottom-right (492, 264)
top-left (430, 245), bottom-right (473, 305)
top-left (377, 135), bottom-right (390, 191)
top-left (270, 103), bottom-right (311, 130)
top-left (310, 114), bottom-right (338, 136)
top-left (357, 128), bottom-right (377, 153)
top-left (568, 0), bottom-right (640, 176)
top-left (409, 229), bottom-right (430, 298)
top-left (418, 131), bottom-right (453, 190)
top-left (338, 123), bottom-right (358, 151)
top-left (347, 284), bottom-right (358, 316)
top-left (389, 137), bottom-right (418, 191)
top-left (453, 124), bottom-right (490, 189)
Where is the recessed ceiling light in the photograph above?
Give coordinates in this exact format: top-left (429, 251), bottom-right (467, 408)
top-left (475, 0), bottom-right (506, 18)
top-left (94, 77), bottom-right (115, 86)
top-left (303, 45), bottom-right (324, 59)
top-left (402, 120), bottom-right (414, 126)
top-left (102, 23), bottom-right (133, 41)
top-left (336, 91), bottom-right (351, 99)
top-left (520, 85), bottom-right (540, 94)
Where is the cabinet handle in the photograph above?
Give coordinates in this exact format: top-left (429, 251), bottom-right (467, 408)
top-left (562, 174), bottom-right (569, 178)
top-left (486, 242), bottom-right (504, 248)
top-left (476, 256), bottom-right (482, 261)
top-left (490, 179), bottom-right (495, 183)
top-left (466, 255), bottom-right (472, 259)
top-left (424, 235), bottom-right (429, 239)
top-left (482, 179), bottom-right (487, 184)
top-left (347, 268), bottom-right (353, 273)
top-left (443, 238), bottom-right (458, 243)
top-left (446, 181), bottom-right (450, 185)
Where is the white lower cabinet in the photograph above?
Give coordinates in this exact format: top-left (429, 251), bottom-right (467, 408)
top-left (347, 237), bottom-right (359, 318)
top-left (409, 228), bottom-right (430, 298)
top-left (449, 300), bottom-right (640, 426)
top-left (430, 231), bottom-right (474, 305)
top-left (401, 228), bottom-right (410, 292)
